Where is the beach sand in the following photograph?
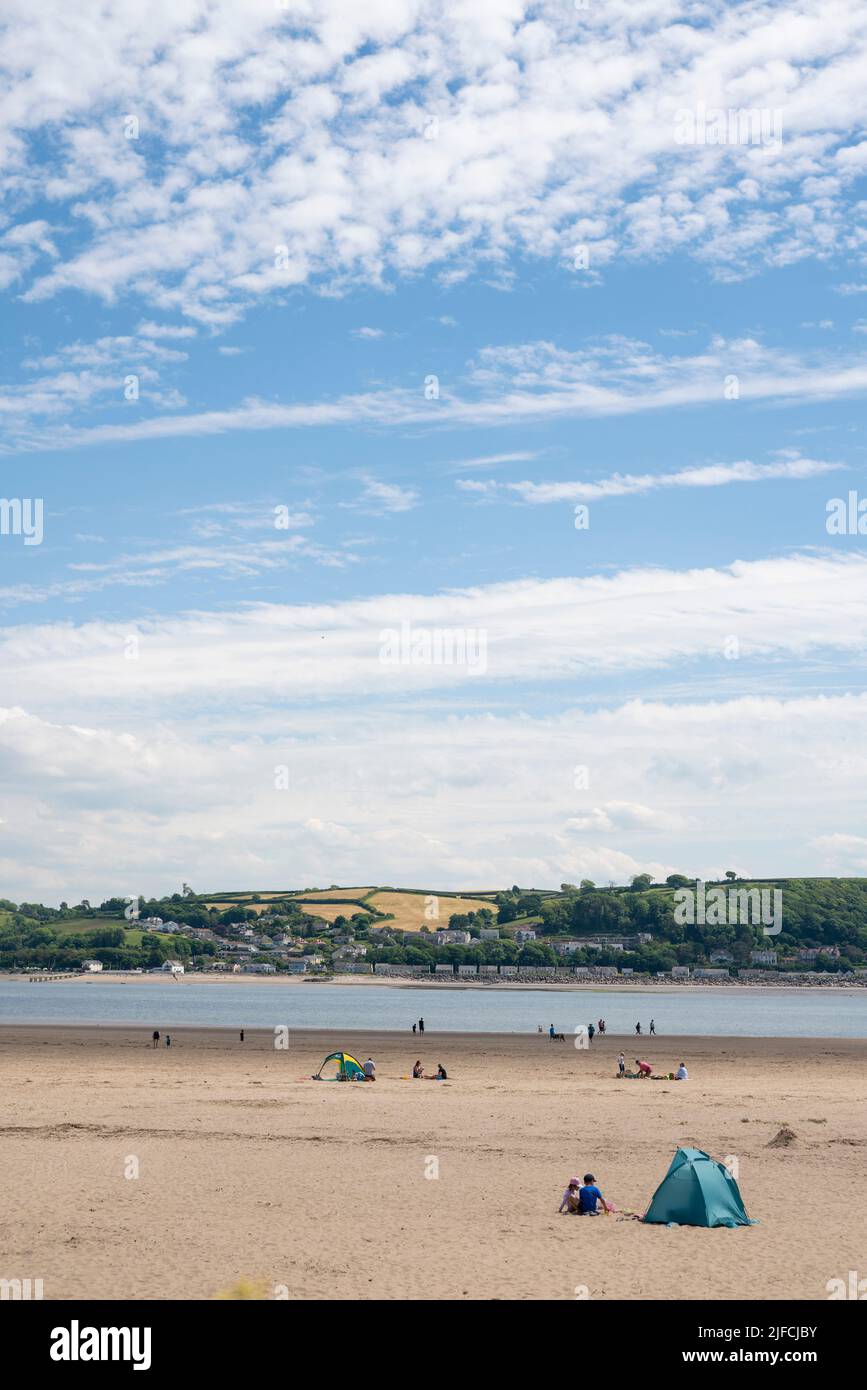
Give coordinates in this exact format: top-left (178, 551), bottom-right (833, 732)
top-left (1, 1026), bottom-right (864, 1301)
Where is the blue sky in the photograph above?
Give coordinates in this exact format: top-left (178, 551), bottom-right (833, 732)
top-left (2, 0), bottom-right (867, 902)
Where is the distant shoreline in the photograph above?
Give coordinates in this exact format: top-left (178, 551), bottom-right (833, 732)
top-left (2, 970), bottom-right (864, 995)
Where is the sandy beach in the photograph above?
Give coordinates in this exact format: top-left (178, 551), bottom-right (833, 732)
top-left (1, 1026), bottom-right (865, 1301)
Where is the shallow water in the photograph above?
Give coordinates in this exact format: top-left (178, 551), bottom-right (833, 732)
top-left (1, 977), bottom-right (865, 1037)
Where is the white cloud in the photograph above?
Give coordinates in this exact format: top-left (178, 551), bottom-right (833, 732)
top-left (6, 332), bottom-right (867, 454)
top-left (2, 683), bottom-right (865, 902)
top-left (354, 476), bottom-right (420, 513)
top-left (504, 455), bottom-right (843, 504)
top-left (2, 551), bottom-right (867, 711)
top-left (1, 2), bottom-right (867, 323)
top-left (811, 833), bottom-right (867, 869)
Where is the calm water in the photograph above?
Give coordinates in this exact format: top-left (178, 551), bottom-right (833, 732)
top-left (0, 977), bottom-right (865, 1037)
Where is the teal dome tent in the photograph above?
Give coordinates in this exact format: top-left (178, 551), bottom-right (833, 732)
top-left (644, 1147), bottom-right (755, 1228)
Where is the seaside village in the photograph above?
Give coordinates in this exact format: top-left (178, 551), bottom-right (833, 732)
top-left (71, 898), bottom-right (859, 989)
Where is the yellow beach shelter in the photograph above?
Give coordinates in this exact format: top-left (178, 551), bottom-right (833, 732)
top-left (313, 1051), bottom-right (366, 1081)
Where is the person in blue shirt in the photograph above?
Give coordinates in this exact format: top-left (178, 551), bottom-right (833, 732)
top-left (578, 1174), bottom-right (610, 1215)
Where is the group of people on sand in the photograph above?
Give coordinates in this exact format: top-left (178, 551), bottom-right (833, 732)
top-left (360, 1056), bottom-right (448, 1081)
top-left (635, 1019), bottom-right (656, 1035)
top-left (617, 1052), bottom-right (688, 1080)
top-left (411, 1018), bottom-right (425, 1034)
top-left (412, 1059), bottom-right (448, 1079)
top-left (559, 1174), bottom-right (611, 1216)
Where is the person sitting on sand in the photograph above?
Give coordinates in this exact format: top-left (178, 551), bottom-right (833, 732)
top-left (675, 1062), bottom-right (688, 1080)
top-left (436, 1063), bottom-right (447, 1079)
top-left (558, 1177), bottom-right (582, 1214)
top-left (636, 1059), bottom-right (652, 1077)
top-left (578, 1173), bottom-right (611, 1215)
top-left (412, 1060), bottom-right (424, 1078)
top-left (363, 1057), bottom-right (376, 1081)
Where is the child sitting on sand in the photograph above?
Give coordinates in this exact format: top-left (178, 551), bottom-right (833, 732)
top-left (578, 1174), bottom-right (611, 1215)
top-left (558, 1177), bottom-right (582, 1214)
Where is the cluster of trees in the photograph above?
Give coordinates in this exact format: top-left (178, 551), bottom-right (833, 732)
top-left (531, 878), bottom-right (867, 970)
top-left (446, 907), bottom-right (496, 930)
top-left (4, 879), bottom-right (867, 974)
top-left (0, 922), bottom-right (201, 972)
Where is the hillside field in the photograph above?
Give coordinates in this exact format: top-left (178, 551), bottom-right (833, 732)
top-left (364, 890), bottom-right (497, 932)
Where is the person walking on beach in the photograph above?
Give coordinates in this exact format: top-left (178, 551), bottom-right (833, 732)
top-left (412, 1022), bottom-right (417, 1034)
top-left (239, 1030), bottom-right (245, 1043)
top-left (165, 1034), bottom-right (172, 1048)
top-left (152, 1030), bottom-right (160, 1049)
top-left (418, 1017), bottom-right (425, 1035)
top-left (635, 1021), bottom-right (642, 1035)
top-left (618, 1052), bottom-right (625, 1075)
top-left (549, 1023), bottom-right (555, 1040)
top-left (649, 1018), bottom-right (656, 1035)
top-left (598, 1018), bottom-right (605, 1035)
top-left (587, 1022), bottom-right (595, 1043)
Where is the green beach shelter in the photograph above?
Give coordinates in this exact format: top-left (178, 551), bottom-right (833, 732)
top-left (313, 1051), bottom-right (367, 1082)
top-left (643, 1147), bottom-right (754, 1228)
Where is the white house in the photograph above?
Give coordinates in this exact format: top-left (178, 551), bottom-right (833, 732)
top-left (81, 959), bottom-right (103, 973)
top-left (161, 959), bottom-right (185, 975)
top-left (751, 949), bottom-right (777, 966)
top-left (515, 928), bottom-right (536, 943)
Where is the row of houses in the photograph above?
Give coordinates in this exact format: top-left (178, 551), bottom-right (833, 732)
top-left (372, 963), bottom-right (621, 978)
